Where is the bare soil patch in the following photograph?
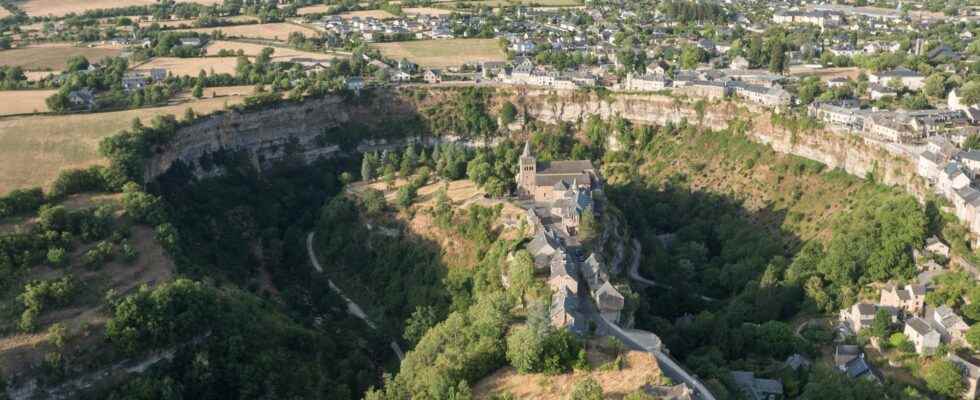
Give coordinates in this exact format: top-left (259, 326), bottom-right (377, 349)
top-left (403, 7), bottom-right (454, 15)
top-left (336, 9), bottom-right (397, 19)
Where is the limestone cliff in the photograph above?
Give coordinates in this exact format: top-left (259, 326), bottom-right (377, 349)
top-left (145, 86), bottom-right (925, 205)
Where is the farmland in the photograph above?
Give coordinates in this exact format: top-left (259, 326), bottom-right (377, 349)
top-left (13, 0), bottom-right (223, 17)
top-left (0, 90), bottom-right (55, 116)
top-left (0, 43), bottom-right (123, 70)
top-left (403, 7), bottom-right (454, 16)
top-left (132, 56), bottom-right (240, 77)
top-left (205, 40), bottom-right (340, 61)
top-left (336, 10), bottom-right (397, 19)
top-left (178, 23), bottom-right (319, 41)
top-left (371, 38), bottom-right (506, 68)
top-left (0, 96), bottom-right (245, 194)
top-left (296, 4), bottom-right (331, 15)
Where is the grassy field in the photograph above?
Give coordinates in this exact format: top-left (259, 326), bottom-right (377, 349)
top-left (138, 15), bottom-right (257, 28)
top-left (296, 4), bottom-right (330, 15)
top-left (14, 0), bottom-right (222, 17)
top-left (0, 96), bottom-right (244, 194)
top-left (179, 23), bottom-right (319, 41)
top-left (0, 43), bottom-right (123, 70)
top-left (205, 40), bottom-right (339, 61)
top-left (788, 66), bottom-right (861, 81)
top-left (371, 38), bottom-right (506, 68)
top-left (473, 344), bottom-right (664, 399)
top-left (448, 0), bottom-right (582, 7)
top-left (133, 56), bottom-right (240, 77)
top-left (0, 90), bottom-right (55, 116)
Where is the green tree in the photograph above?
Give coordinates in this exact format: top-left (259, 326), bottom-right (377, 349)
top-left (769, 41), bottom-right (787, 74)
top-left (569, 377), bottom-right (603, 400)
top-left (361, 155), bottom-right (374, 181)
top-left (578, 209), bottom-right (598, 244)
top-left (924, 360), bottom-right (966, 398)
top-left (680, 46), bottom-right (703, 70)
top-left (404, 305), bottom-right (438, 346)
top-left (507, 251), bottom-right (535, 309)
top-left (506, 325), bottom-right (546, 373)
top-left (870, 308), bottom-right (892, 338)
top-left (964, 134), bottom-right (980, 150)
top-left (192, 82), bottom-right (204, 99)
top-left (961, 81), bottom-right (980, 106)
top-left (923, 73), bottom-right (947, 98)
top-left (966, 323), bottom-right (980, 349)
top-left (500, 101), bottom-right (517, 125)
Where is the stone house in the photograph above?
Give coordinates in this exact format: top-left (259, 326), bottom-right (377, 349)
top-left (731, 371), bottom-right (783, 400)
top-left (880, 283), bottom-right (927, 316)
top-left (869, 67), bottom-right (925, 90)
top-left (835, 345), bottom-right (873, 380)
top-left (904, 317), bottom-right (941, 355)
top-left (594, 281), bottom-right (625, 323)
top-left (423, 68), bottom-right (442, 83)
top-left (581, 253), bottom-right (608, 291)
top-left (931, 305), bottom-right (970, 346)
top-left (551, 286), bottom-right (584, 333)
top-left (839, 302), bottom-right (879, 334)
top-left (527, 227), bottom-right (560, 270)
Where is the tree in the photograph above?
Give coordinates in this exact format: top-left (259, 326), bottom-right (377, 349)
top-left (404, 306), bottom-right (438, 346)
top-left (506, 325), bottom-right (546, 373)
top-left (769, 41), bottom-right (787, 74)
top-left (870, 308), bottom-right (892, 338)
top-left (964, 134), bottom-right (980, 150)
top-left (966, 323), bottom-right (980, 349)
top-left (923, 73), bottom-right (947, 98)
top-left (962, 81), bottom-right (980, 106)
top-left (569, 377), bottom-right (603, 400)
top-left (361, 155), bottom-right (374, 181)
top-left (680, 46), bottom-right (703, 70)
top-left (500, 101), bottom-right (517, 125)
top-left (507, 251), bottom-right (535, 309)
top-left (578, 209), bottom-right (598, 244)
top-left (66, 55), bottom-right (90, 72)
top-left (192, 82), bottom-right (204, 99)
top-left (924, 360), bottom-right (966, 398)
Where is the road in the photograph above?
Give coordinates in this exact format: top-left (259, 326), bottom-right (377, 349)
top-left (627, 239), bottom-right (716, 302)
top-left (306, 232), bottom-right (405, 361)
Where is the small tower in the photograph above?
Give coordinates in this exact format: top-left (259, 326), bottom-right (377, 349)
top-left (517, 141), bottom-right (536, 198)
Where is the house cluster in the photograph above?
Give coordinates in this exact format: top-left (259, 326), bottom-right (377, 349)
top-left (501, 56), bottom-right (598, 90)
top-left (517, 142), bottom-right (625, 332)
top-left (312, 14), bottom-right (456, 42)
top-left (918, 137), bottom-right (980, 236)
top-left (620, 64), bottom-right (793, 107)
top-left (122, 68), bottom-right (168, 92)
top-left (809, 101), bottom-right (972, 143)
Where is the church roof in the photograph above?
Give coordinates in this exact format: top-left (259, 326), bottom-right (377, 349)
top-left (537, 160), bottom-right (595, 175)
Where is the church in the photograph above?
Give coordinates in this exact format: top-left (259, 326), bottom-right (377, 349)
top-left (515, 141), bottom-right (598, 201)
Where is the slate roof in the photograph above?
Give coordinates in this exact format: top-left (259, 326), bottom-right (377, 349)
top-left (906, 317), bottom-right (934, 336)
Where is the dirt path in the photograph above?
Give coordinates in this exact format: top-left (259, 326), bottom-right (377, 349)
top-left (305, 232), bottom-right (405, 361)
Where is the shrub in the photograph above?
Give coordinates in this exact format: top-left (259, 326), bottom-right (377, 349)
top-left (46, 248), bottom-right (68, 267)
top-left (569, 377), bottom-right (603, 400)
top-left (0, 188), bottom-right (46, 218)
top-left (121, 241), bottom-right (138, 264)
top-left (82, 241), bottom-right (114, 268)
top-left (18, 276), bottom-right (76, 332)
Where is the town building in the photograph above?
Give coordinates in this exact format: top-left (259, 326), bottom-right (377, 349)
top-left (904, 317), bottom-right (941, 355)
top-left (931, 305), bottom-right (970, 346)
top-left (516, 141), bottom-right (598, 202)
top-left (731, 371), bottom-right (784, 400)
top-left (879, 283), bottom-right (926, 316)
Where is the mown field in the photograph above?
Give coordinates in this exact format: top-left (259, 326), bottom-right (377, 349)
top-left (178, 23), bottom-right (319, 41)
top-left (0, 96), bottom-right (244, 194)
top-left (205, 40), bottom-right (340, 61)
top-left (403, 7), bottom-right (453, 15)
top-left (0, 90), bottom-right (55, 116)
top-left (14, 0), bottom-right (223, 17)
top-left (133, 56), bottom-right (240, 77)
top-left (371, 38), bottom-right (506, 68)
top-left (0, 43), bottom-right (123, 71)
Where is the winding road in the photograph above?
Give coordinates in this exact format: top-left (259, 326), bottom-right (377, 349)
top-left (306, 232), bottom-right (405, 361)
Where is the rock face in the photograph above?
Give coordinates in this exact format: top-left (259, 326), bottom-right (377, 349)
top-left (146, 87), bottom-right (922, 203)
top-left (143, 93), bottom-right (426, 182)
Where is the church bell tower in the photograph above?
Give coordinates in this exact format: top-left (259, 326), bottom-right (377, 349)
top-left (517, 141), bottom-right (536, 198)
